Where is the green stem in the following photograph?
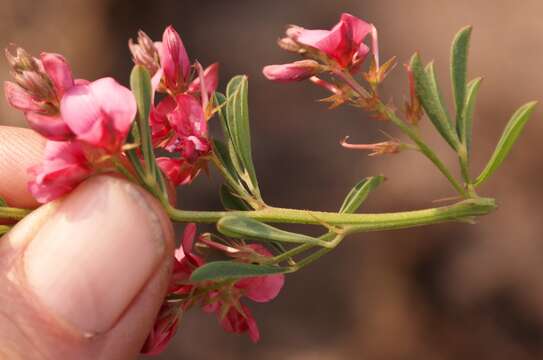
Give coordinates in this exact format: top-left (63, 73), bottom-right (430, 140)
top-left (0, 225), bottom-right (12, 235)
top-left (166, 197), bottom-right (496, 229)
top-left (335, 70), bottom-right (467, 198)
top-left (0, 207), bottom-right (32, 220)
top-left (381, 106), bottom-right (468, 197)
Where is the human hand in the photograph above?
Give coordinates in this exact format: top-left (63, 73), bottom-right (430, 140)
top-left (0, 126), bottom-right (174, 359)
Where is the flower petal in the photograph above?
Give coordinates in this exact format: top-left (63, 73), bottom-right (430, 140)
top-left (40, 52), bottom-right (74, 97)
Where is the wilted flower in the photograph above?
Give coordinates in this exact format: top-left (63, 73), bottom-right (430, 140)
top-left (340, 136), bottom-right (402, 156)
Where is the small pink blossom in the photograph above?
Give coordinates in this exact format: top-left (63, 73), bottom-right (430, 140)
top-left (160, 26), bottom-right (190, 93)
top-left (60, 77), bottom-right (137, 153)
top-left (262, 60), bottom-right (323, 82)
top-left (140, 301), bottom-right (181, 355)
top-left (286, 13), bottom-right (376, 70)
top-left (27, 141), bottom-right (92, 203)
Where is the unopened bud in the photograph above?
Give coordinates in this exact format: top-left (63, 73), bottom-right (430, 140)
top-left (5, 47), bottom-right (41, 72)
top-left (14, 70), bottom-right (55, 100)
top-left (277, 37), bottom-right (303, 53)
top-left (262, 60), bottom-right (325, 82)
top-left (129, 30), bottom-right (160, 75)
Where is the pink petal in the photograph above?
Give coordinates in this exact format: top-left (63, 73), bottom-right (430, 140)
top-left (4, 81), bottom-right (41, 112)
top-left (88, 77), bottom-right (137, 141)
top-left (40, 52), bottom-right (74, 97)
top-left (61, 78), bottom-right (136, 152)
top-left (25, 112), bottom-right (74, 141)
top-left (340, 13), bottom-right (372, 45)
top-left (236, 273), bottom-right (285, 303)
top-left (188, 62), bottom-right (219, 96)
top-left (161, 26), bottom-right (190, 90)
top-left (169, 94), bottom-right (207, 138)
top-left (27, 141), bottom-right (91, 203)
top-left (157, 157), bottom-right (197, 186)
top-left (141, 302), bottom-right (181, 355)
top-left (262, 60), bottom-right (321, 82)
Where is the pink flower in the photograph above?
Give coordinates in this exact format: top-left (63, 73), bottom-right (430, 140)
top-left (166, 94), bottom-right (210, 162)
top-left (234, 244), bottom-right (285, 303)
top-left (140, 301), bottom-right (181, 355)
top-left (27, 141), bottom-right (92, 203)
top-left (160, 26), bottom-right (190, 93)
top-left (287, 13), bottom-right (376, 69)
top-left (170, 223), bottom-right (205, 295)
top-left (60, 77), bottom-right (137, 153)
top-left (220, 304), bottom-right (260, 343)
top-left (157, 157), bottom-right (201, 186)
top-left (262, 60), bottom-right (323, 82)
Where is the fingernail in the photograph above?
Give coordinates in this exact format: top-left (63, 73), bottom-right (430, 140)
top-left (23, 176), bottom-right (168, 335)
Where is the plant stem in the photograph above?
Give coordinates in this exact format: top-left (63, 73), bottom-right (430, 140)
top-left (166, 197), bottom-right (496, 230)
top-left (381, 105), bottom-right (468, 197)
top-left (335, 70), bottom-right (468, 198)
top-left (0, 207), bottom-right (32, 220)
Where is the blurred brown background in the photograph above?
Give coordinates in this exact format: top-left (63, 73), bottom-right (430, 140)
top-left (2, 0), bottom-right (543, 359)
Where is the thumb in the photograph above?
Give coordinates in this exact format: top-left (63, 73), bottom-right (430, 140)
top-left (0, 175), bottom-right (174, 360)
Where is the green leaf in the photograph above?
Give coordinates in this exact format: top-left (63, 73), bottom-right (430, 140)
top-left (409, 53), bottom-right (459, 149)
top-left (451, 26), bottom-right (472, 138)
top-left (462, 77), bottom-right (483, 157)
top-left (129, 65), bottom-right (155, 176)
top-left (217, 215), bottom-right (323, 245)
top-left (225, 76), bottom-right (260, 196)
top-left (474, 101), bottom-right (538, 186)
top-left (339, 176), bottom-right (385, 214)
top-left (190, 261), bottom-right (287, 282)
top-left (0, 197), bottom-right (7, 207)
top-left (219, 184), bottom-right (251, 210)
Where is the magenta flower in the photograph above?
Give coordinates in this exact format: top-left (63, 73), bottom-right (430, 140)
top-left (220, 304), bottom-right (260, 343)
top-left (27, 141), bottom-right (92, 203)
top-left (160, 25), bottom-right (190, 93)
top-left (40, 52), bottom-right (75, 98)
top-left (140, 301), bottom-right (181, 355)
top-left (170, 223), bottom-right (205, 295)
top-left (234, 244), bottom-right (285, 303)
top-left (288, 13), bottom-right (375, 69)
top-left (157, 157), bottom-right (200, 186)
top-left (60, 77), bottom-right (137, 153)
top-left (262, 60), bottom-right (323, 82)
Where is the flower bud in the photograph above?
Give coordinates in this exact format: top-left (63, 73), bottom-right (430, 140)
top-left (277, 37), bottom-right (303, 53)
top-left (5, 47), bottom-right (41, 72)
top-left (161, 25), bottom-right (190, 93)
top-left (129, 30), bottom-right (161, 76)
top-left (262, 60), bottom-right (324, 82)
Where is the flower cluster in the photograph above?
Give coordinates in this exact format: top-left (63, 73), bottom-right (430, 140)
top-left (263, 13), bottom-right (378, 82)
top-left (141, 224), bottom-right (284, 354)
top-left (5, 49), bottom-right (136, 202)
top-left (4, 25), bottom-right (218, 203)
top-left (131, 27), bottom-right (219, 186)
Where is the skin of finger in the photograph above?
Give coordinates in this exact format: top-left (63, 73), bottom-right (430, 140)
top-left (0, 178), bottom-right (175, 360)
top-left (0, 126), bottom-right (44, 209)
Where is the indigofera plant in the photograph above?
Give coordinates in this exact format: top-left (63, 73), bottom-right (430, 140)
top-left (1, 13), bottom-right (537, 354)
